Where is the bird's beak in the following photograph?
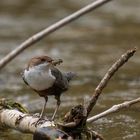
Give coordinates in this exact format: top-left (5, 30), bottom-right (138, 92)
top-left (51, 59), bottom-right (63, 66)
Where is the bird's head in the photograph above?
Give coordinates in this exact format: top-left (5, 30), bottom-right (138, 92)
top-left (27, 56), bottom-right (63, 70)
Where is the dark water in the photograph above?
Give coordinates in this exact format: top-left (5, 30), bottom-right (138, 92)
top-left (0, 0), bottom-right (140, 139)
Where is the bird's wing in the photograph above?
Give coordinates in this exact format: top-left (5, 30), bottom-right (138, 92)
top-left (51, 67), bottom-right (69, 90)
top-left (21, 70), bottom-right (29, 85)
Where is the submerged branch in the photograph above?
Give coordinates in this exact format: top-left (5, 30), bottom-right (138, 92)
top-left (0, 0), bottom-right (113, 69)
top-left (86, 48), bottom-right (137, 116)
top-left (87, 97), bottom-right (140, 123)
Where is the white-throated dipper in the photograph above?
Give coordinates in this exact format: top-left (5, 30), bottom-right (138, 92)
top-left (22, 56), bottom-right (75, 120)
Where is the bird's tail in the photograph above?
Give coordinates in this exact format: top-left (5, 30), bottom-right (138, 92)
top-left (65, 72), bottom-right (76, 82)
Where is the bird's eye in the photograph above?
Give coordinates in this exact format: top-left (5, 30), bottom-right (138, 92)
top-left (47, 58), bottom-right (53, 62)
top-left (41, 59), bottom-right (46, 62)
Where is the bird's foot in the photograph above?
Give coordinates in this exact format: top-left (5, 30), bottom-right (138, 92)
top-left (32, 113), bottom-right (48, 127)
top-left (50, 114), bottom-right (56, 122)
top-left (50, 111), bottom-right (57, 122)
top-left (35, 118), bottom-right (46, 127)
top-left (49, 117), bottom-right (55, 122)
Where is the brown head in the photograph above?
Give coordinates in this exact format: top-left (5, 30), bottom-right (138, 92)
top-left (27, 56), bottom-right (53, 70)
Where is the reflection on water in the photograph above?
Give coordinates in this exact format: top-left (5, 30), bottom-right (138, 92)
top-left (0, 0), bottom-right (140, 139)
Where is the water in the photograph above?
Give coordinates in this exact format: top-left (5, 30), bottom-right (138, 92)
top-left (0, 0), bottom-right (140, 139)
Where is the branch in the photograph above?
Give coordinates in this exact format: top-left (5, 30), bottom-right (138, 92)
top-left (87, 97), bottom-right (140, 123)
top-left (0, 109), bottom-right (54, 133)
top-left (86, 48), bottom-right (137, 116)
top-left (0, 0), bottom-right (113, 69)
top-left (0, 99), bottom-right (67, 139)
top-left (0, 108), bottom-right (73, 139)
top-left (0, 101), bottom-right (101, 140)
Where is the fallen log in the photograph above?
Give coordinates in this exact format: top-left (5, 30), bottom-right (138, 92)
top-left (0, 99), bottom-right (102, 140)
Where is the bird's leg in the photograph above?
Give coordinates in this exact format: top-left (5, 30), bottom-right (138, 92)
top-left (40, 96), bottom-right (48, 119)
top-left (33, 97), bottom-right (48, 127)
top-left (51, 95), bottom-right (61, 121)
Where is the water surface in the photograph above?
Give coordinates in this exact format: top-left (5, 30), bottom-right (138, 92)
top-left (0, 0), bottom-right (140, 139)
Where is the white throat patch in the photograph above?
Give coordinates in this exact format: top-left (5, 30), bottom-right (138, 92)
top-left (24, 67), bottom-right (56, 91)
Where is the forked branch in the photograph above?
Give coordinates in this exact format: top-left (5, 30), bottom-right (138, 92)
top-left (86, 48), bottom-right (137, 116)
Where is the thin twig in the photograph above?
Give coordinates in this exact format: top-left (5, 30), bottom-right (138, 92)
top-left (0, 0), bottom-right (113, 69)
top-left (86, 48), bottom-right (137, 116)
top-left (87, 97), bottom-right (140, 123)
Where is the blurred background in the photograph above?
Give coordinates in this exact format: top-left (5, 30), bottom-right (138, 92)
top-left (0, 0), bottom-right (140, 140)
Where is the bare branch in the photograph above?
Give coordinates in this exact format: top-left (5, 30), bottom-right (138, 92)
top-left (87, 97), bottom-right (140, 123)
top-left (0, 108), bottom-right (72, 139)
top-left (86, 48), bottom-right (137, 116)
top-left (0, 109), bottom-right (54, 133)
top-left (0, 0), bottom-right (113, 69)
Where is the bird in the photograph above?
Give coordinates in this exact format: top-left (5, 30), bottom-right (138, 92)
top-left (22, 55), bottom-right (75, 120)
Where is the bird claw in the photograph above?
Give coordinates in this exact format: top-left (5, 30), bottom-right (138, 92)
top-left (32, 113), bottom-right (49, 127)
top-left (37, 119), bottom-right (47, 126)
top-left (49, 117), bottom-right (55, 122)
top-left (33, 117), bottom-right (49, 127)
